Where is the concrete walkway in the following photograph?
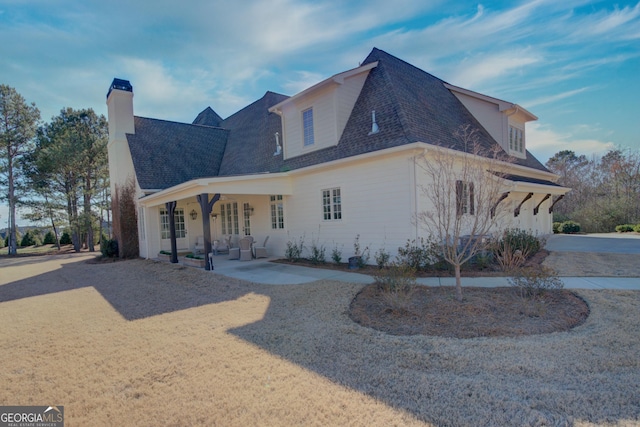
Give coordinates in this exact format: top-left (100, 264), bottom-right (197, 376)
top-left (209, 255), bottom-right (640, 290)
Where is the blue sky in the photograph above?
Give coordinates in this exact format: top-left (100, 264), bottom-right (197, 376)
top-left (1, 0), bottom-right (639, 226)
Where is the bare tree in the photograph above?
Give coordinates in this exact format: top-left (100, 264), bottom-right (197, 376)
top-left (415, 125), bottom-right (513, 302)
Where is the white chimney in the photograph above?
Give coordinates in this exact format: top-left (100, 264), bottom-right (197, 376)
top-left (106, 78), bottom-right (134, 144)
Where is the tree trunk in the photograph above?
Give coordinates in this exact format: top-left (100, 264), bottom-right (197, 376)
top-left (84, 172), bottom-right (94, 252)
top-left (7, 151), bottom-right (17, 255)
top-left (455, 263), bottom-right (463, 302)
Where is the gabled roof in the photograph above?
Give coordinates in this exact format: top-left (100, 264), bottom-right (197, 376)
top-left (126, 48), bottom-right (551, 191)
top-left (217, 91), bottom-right (289, 176)
top-left (192, 107), bottom-right (223, 127)
top-left (127, 117), bottom-right (228, 190)
top-left (277, 48), bottom-right (549, 173)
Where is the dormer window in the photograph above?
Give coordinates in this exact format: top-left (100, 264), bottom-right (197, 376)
top-left (509, 125), bottom-right (524, 154)
top-left (303, 108), bottom-right (314, 146)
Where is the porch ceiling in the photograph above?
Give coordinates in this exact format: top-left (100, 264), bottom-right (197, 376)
top-left (137, 173), bottom-right (293, 207)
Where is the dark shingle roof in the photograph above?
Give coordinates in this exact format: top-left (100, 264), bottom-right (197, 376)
top-left (217, 91), bottom-right (289, 176)
top-left (127, 117), bottom-right (228, 189)
top-left (192, 107), bottom-right (223, 127)
top-left (126, 48), bottom-right (550, 190)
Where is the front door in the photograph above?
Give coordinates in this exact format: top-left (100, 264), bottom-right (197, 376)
top-left (160, 207), bottom-right (189, 250)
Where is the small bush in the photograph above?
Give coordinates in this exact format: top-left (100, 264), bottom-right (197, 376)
top-left (60, 231), bottom-right (72, 245)
top-left (552, 222), bottom-right (562, 234)
top-left (558, 221), bottom-right (580, 234)
top-left (374, 247), bottom-right (391, 269)
top-left (615, 224), bottom-right (635, 233)
top-left (43, 231), bottom-right (57, 245)
top-left (491, 229), bottom-right (544, 272)
top-left (374, 262), bottom-right (418, 310)
top-left (20, 230), bottom-right (41, 247)
top-left (634, 224), bottom-right (640, 233)
top-left (331, 244), bottom-right (343, 265)
top-left (100, 239), bottom-right (119, 258)
top-left (308, 241), bottom-right (326, 265)
top-left (285, 234), bottom-right (305, 262)
top-left (353, 234), bottom-right (370, 267)
top-left (0, 236), bottom-right (5, 249)
top-left (508, 266), bottom-right (564, 299)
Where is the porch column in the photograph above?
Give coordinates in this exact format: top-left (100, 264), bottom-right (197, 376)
top-left (165, 201), bottom-right (178, 263)
top-left (197, 193), bottom-right (221, 271)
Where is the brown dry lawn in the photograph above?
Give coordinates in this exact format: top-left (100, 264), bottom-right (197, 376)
top-left (0, 254), bottom-right (639, 426)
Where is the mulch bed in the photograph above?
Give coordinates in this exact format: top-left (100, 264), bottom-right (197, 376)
top-left (350, 285), bottom-right (590, 338)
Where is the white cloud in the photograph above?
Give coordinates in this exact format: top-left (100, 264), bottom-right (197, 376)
top-left (524, 87), bottom-right (591, 108)
top-left (451, 50), bottom-right (541, 88)
top-left (526, 122), bottom-right (616, 162)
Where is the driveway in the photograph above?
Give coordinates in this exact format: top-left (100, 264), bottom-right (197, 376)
top-left (544, 232), bottom-right (640, 254)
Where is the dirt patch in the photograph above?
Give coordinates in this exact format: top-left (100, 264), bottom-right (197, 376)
top-left (350, 285), bottom-right (589, 338)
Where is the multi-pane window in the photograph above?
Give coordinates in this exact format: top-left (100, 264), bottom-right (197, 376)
top-left (456, 181), bottom-right (474, 216)
top-left (303, 108), bottom-right (314, 146)
top-left (509, 126), bottom-right (524, 153)
top-left (322, 188), bottom-right (342, 220)
top-left (243, 202), bottom-right (251, 236)
top-left (270, 195), bottom-right (285, 229)
top-left (220, 202), bottom-right (239, 235)
top-left (160, 208), bottom-right (186, 239)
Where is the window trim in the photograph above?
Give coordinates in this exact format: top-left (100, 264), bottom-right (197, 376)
top-left (302, 108), bottom-right (314, 146)
top-left (160, 207), bottom-right (186, 239)
top-left (322, 188), bottom-right (342, 221)
top-left (270, 195), bottom-right (285, 230)
top-left (509, 125), bottom-right (524, 154)
top-left (456, 181), bottom-right (474, 216)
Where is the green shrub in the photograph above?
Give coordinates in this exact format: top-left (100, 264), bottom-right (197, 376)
top-left (308, 240), bottom-right (326, 265)
top-left (285, 234), bottom-right (305, 262)
top-left (374, 262), bottom-right (418, 310)
top-left (396, 237), bottom-right (445, 271)
top-left (20, 230), bottom-right (40, 247)
top-left (59, 231), bottom-right (72, 245)
top-left (508, 266), bottom-right (564, 299)
top-left (615, 224), bottom-right (635, 232)
top-left (552, 222), bottom-right (562, 234)
top-left (100, 239), bottom-right (119, 258)
top-left (0, 236), bottom-right (5, 249)
top-left (634, 224), bottom-right (640, 233)
top-left (559, 221), bottom-right (581, 234)
top-left (331, 244), bottom-right (343, 265)
top-left (43, 230), bottom-right (57, 245)
top-left (353, 234), bottom-right (370, 267)
top-left (374, 247), bottom-right (391, 269)
top-left (491, 229), bottom-right (544, 272)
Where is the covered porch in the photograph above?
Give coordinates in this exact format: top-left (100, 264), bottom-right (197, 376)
top-left (136, 173), bottom-right (292, 270)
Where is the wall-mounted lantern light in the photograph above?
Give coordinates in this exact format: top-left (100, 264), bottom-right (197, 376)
top-left (190, 209), bottom-right (198, 220)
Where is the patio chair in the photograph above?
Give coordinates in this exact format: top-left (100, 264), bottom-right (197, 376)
top-left (254, 236), bottom-right (269, 259)
top-left (239, 237), bottom-right (253, 261)
top-left (194, 235), bottom-right (205, 254)
top-left (228, 238), bottom-right (240, 260)
top-left (212, 236), bottom-right (230, 255)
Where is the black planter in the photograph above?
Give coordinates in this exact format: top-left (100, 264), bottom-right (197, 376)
top-left (348, 256), bottom-right (361, 270)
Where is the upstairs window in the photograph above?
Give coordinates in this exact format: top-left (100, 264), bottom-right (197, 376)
top-left (509, 126), bottom-right (524, 153)
top-left (456, 181), bottom-right (474, 216)
top-left (303, 108), bottom-right (314, 146)
top-left (322, 188), bottom-right (342, 220)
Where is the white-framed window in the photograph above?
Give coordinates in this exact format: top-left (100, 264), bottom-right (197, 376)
top-left (243, 202), bottom-right (251, 236)
top-left (220, 202), bottom-right (239, 235)
top-left (509, 125), bottom-right (524, 153)
top-left (270, 195), bottom-right (285, 229)
top-left (456, 181), bottom-right (474, 216)
top-left (322, 188), bottom-right (342, 221)
top-left (160, 208), bottom-right (186, 239)
top-left (302, 108), bottom-right (314, 146)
